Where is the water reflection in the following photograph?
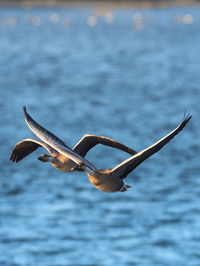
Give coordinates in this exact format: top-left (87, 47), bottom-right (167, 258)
top-left (133, 13), bottom-right (145, 30)
top-left (104, 12), bottom-right (115, 23)
top-left (49, 13), bottom-right (60, 23)
top-left (176, 13), bottom-right (194, 24)
top-left (0, 10), bottom-right (197, 28)
top-left (87, 15), bottom-right (97, 26)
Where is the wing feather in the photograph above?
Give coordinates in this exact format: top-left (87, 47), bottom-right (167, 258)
top-left (23, 107), bottom-right (95, 170)
top-left (111, 114), bottom-right (192, 179)
top-left (10, 138), bottom-right (54, 163)
top-left (73, 134), bottom-right (137, 157)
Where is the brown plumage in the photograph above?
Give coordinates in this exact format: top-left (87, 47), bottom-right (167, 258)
top-left (10, 107), bottom-right (191, 193)
top-left (10, 139), bottom-right (54, 163)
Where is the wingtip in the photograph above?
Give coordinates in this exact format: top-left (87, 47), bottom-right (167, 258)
top-left (23, 106), bottom-right (29, 122)
top-left (182, 113), bottom-right (192, 127)
top-left (9, 152), bottom-right (17, 163)
top-left (185, 114), bottom-right (192, 122)
top-left (183, 109), bottom-right (192, 121)
top-left (23, 106), bottom-right (27, 113)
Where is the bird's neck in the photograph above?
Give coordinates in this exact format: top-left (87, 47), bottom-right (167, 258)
top-left (47, 156), bottom-right (58, 163)
top-left (84, 166), bottom-right (98, 177)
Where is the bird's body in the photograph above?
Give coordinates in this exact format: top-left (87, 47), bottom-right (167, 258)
top-left (49, 154), bottom-right (78, 173)
top-left (87, 170), bottom-right (124, 193)
top-left (10, 107), bottom-right (191, 193)
top-left (38, 154), bottom-right (125, 192)
top-left (37, 151), bottom-right (125, 192)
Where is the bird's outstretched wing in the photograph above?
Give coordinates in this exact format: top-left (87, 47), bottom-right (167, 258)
top-left (111, 114), bottom-right (192, 179)
top-left (23, 106), bottom-right (95, 170)
top-left (73, 134), bottom-right (137, 157)
top-left (10, 138), bottom-right (54, 162)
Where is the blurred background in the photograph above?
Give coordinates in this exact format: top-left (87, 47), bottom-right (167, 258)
top-left (0, 1), bottom-right (200, 266)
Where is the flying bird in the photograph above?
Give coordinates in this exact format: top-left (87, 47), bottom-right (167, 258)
top-left (10, 107), bottom-right (137, 172)
top-left (10, 107), bottom-right (191, 193)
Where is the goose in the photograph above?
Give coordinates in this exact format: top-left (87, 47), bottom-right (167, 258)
top-left (10, 107), bottom-right (191, 193)
top-left (10, 107), bottom-right (137, 171)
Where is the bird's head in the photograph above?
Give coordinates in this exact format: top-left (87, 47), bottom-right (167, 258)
top-left (71, 162), bottom-right (85, 171)
top-left (38, 154), bottom-right (51, 162)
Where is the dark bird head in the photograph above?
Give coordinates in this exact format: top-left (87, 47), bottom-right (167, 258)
top-left (37, 154), bottom-right (51, 162)
top-left (71, 162), bottom-right (85, 172)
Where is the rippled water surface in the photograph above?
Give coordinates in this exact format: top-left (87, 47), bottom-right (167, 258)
top-left (0, 5), bottom-right (200, 266)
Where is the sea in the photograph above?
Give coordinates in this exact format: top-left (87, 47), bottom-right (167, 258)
top-left (0, 4), bottom-right (200, 266)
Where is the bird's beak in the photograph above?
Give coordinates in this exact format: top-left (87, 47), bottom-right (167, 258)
top-left (37, 154), bottom-right (50, 162)
top-left (38, 155), bottom-right (43, 161)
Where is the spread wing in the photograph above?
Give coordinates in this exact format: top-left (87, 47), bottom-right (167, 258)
top-left (73, 134), bottom-right (137, 157)
top-left (111, 114), bottom-right (192, 179)
top-left (10, 138), bottom-right (55, 163)
top-left (23, 106), bottom-right (95, 170)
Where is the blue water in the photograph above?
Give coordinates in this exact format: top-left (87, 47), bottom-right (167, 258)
top-left (0, 5), bottom-right (200, 266)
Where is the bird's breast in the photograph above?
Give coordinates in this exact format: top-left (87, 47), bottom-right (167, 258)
top-left (87, 172), bottom-right (123, 193)
top-left (51, 156), bottom-right (77, 173)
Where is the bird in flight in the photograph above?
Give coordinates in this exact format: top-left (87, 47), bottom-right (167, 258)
top-left (10, 107), bottom-right (191, 193)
